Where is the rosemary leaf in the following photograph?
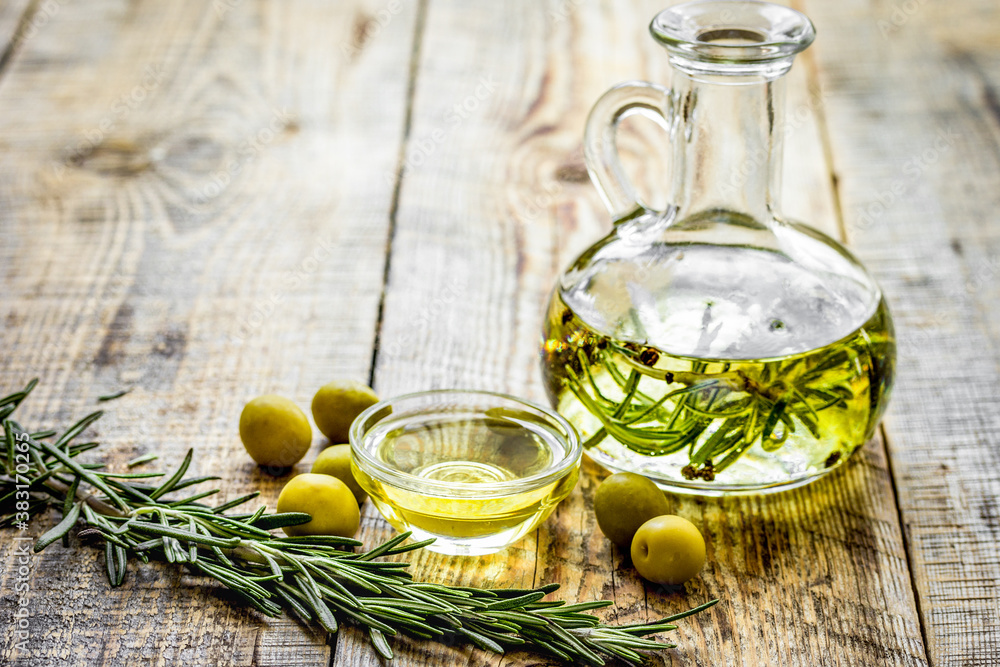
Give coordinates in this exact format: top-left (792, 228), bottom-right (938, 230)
top-left (484, 591), bottom-right (547, 611)
top-left (369, 627), bottom-right (394, 660)
top-left (127, 453), bottom-right (158, 467)
top-left (54, 411), bottom-right (104, 452)
top-left (33, 502), bottom-right (81, 553)
top-left (149, 449), bottom-right (193, 499)
top-left (252, 512), bottom-right (313, 531)
top-left (458, 627), bottom-right (506, 653)
top-left (211, 491), bottom-right (260, 513)
top-left (98, 389), bottom-right (132, 402)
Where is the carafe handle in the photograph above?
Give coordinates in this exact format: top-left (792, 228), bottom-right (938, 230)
top-left (583, 81), bottom-right (673, 221)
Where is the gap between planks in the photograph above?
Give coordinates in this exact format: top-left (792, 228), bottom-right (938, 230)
top-left (879, 422), bottom-right (934, 666)
top-left (367, 0), bottom-right (432, 398)
top-left (0, 0), bottom-right (39, 78)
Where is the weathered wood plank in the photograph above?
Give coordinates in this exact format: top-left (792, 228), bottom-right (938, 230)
top-left (0, 0), bottom-right (417, 664)
top-left (801, 0), bottom-right (1000, 663)
top-left (344, 0), bottom-right (927, 665)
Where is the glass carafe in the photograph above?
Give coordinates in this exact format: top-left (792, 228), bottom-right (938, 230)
top-left (540, 1), bottom-right (895, 495)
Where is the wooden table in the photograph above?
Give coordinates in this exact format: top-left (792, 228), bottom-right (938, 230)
top-left (1, 0), bottom-right (997, 665)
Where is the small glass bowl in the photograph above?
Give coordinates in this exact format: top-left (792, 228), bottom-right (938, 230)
top-left (350, 389), bottom-right (582, 556)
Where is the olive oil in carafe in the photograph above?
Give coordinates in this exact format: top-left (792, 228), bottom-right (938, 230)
top-left (541, 246), bottom-right (895, 494)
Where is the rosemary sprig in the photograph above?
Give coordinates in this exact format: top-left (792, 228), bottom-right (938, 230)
top-left (0, 379), bottom-right (716, 664)
top-left (563, 332), bottom-right (885, 480)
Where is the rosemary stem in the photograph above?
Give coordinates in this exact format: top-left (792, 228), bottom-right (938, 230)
top-left (580, 427), bottom-right (608, 450)
top-left (43, 478), bottom-right (128, 518)
top-left (612, 371), bottom-right (641, 420)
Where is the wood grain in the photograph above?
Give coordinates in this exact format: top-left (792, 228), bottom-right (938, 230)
top-left (801, 0), bottom-right (1000, 663)
top-left (0, 0), bottom-right (417, 664)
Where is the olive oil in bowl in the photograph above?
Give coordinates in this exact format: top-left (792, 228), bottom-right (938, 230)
top-left (351, 391), bottom-right (581, 555)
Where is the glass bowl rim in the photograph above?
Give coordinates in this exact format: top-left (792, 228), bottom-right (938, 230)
top-left (349, 389), bottom-right (582, 498)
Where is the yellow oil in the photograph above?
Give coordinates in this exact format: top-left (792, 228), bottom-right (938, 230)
top-left (352, 415), bottom-right (579, 553)
top-left (541, 290), bottom-right (895, 493)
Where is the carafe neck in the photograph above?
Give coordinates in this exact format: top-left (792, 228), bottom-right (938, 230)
top-left (646, 0), bottom-right (815, 227)
top-left (669, 72), bottom-right (785, 225)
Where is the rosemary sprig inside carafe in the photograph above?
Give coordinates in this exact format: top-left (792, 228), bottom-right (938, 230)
top-left (543, 296), bottom-right (894, 485)
top-left (0, 379), bottom-right (715, 665)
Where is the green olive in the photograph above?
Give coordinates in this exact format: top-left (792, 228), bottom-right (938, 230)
top-left (311, 380), bottom-right (379, 443)
top-left (276, 473), bottom-right (360, 538)
top-left (593, 472), bottom-right (669, 547)
top-left (311, 444), bottom-right (367, 505)
top-left (239, 395), bottom-right (312, 468)
top-left (630, 515), bottom-right (706, 585)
